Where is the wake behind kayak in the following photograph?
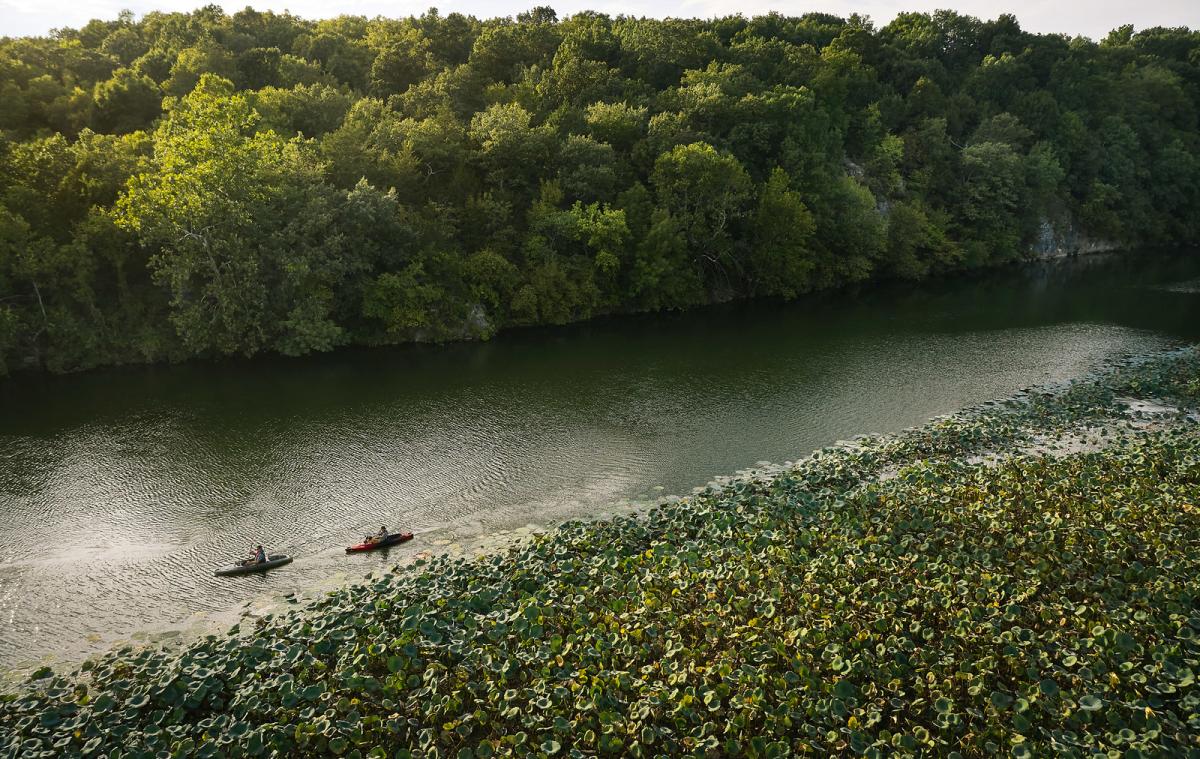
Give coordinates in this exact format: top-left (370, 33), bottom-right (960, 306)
top-left (213, 555), bottom-right (293, 576)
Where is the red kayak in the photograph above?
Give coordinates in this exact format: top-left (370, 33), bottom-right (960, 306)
top-left (346, 532), bottom-right (414, 553)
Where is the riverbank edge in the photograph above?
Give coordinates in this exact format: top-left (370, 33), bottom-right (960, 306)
top-left (0, 242), bottom-right (1155, 383)
top-left (2, 345), bottom-right (1199, 757)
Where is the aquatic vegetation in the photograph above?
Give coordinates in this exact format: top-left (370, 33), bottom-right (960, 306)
top-left (3, 348), bottom-right (1199, 757)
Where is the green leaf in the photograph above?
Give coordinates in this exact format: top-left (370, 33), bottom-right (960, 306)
top-left (833, 680), bottom-right (857, 700)
top-left (1077, 695), bottom-right (1103, 711)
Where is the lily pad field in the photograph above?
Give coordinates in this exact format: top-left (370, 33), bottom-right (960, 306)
top-left (4, 348), bottom-right (1200, 758)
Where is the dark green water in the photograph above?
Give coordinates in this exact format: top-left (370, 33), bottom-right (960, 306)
top-left (1, 252), bottom-right (1199, 671)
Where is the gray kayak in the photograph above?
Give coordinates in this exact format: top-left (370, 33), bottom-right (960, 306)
top-left (213, 554), bottom-right (293, 577)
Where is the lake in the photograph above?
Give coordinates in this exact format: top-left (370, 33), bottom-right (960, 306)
top-left (1, 251), bottom-right (1198, 672)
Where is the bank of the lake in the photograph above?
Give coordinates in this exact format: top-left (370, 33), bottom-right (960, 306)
top-left (3, 346), bottom-right (1199, 758)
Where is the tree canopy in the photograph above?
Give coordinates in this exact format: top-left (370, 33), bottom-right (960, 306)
top-left (1, 6), bottom-right (1198, 374)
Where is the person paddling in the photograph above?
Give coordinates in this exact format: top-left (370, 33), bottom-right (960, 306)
top-left (243, 544), bottom-right (266, 565)
top-left (366, 526), bottom-right (388, 545)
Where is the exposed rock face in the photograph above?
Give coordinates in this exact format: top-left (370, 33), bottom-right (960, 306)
top-left (1030, 218), bottom-right (1120, 258)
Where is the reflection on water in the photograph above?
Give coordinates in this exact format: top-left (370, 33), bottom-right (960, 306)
top-left (1, 251), bottom-right (1198, 670)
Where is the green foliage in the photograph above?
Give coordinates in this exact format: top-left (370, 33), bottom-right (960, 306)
top-left (808, 174), bottom-right (886, 286)
top-left (363, 264), bottom-right (447, 337)
top-left (651, 141), bottom-right (751, 282)
top-left (882, 198), bottom-right (960, 279)
top-left (163, 43), bottom-right (235, 97)
top-left (584, 100), bottom-right (648, 150)
top-left (628, 210), bottom-right (705, 311)
top-left (250, 83), bottom-right (353, 137)
top-left (115, 75), bottom-right (353, 356)
top-left (92, 68), bottom-right (161, 134)
top-left (464, 248), bottom-right (519, 319)
top-left (0, 7), bottom-right (1198, 373)
top-left (367, 24), bottom-right (434, 98)
top-left (0, 305), bottom-right (17, 376)
top-left (960, 141), bottom-right (1028, 263)
top-left (4, 348), bottom-right (1200, 756)
top-left (469, 102), bottom-right (556, 195)
top-left (748, 167), bottom-right (816, 297)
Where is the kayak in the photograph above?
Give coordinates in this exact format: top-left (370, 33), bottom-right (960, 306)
top-left (346, 532), bottom-right (414, 553)
top-left (214, 554), bottom-right (293, 576)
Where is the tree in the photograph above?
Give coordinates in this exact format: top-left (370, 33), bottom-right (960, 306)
top-left (163, 43), bottom-right (235, 96)
top-left (367, 26), bottom-right (434, 97)
top-left (251, 83), bottom-right (353, 138)
top-left (627, 210), bottom-right (706, 311)
top-left (93, 68), bottom-right (162, 134)
top-left (363, 263), bottom-right (451, 339)
top-left (463, 248), bottom-right (519, 324)
top-left (650, 142), bottom-right (752, 280)
top-left (320, 98), bottom-right (422, 192)
top-left (959, 141), bottom-right (1027, 262)
top-left (806, 174), bottom-right (885, 286)
top-left (468, 102), bottom-right (556, 195)
top-left (0, 304), bottom-right (18, 376)
top-left (116, 75), bottom-right (356, 356)
top-left (235, 47), bottom-right (284, 89)
top-left (882, 198), bottom-right (960, 279)
top-left (584, 101), bottom-right (648, 151)
top-left (556, 134), bottom-right (621, 203)
top-left (748, 167), bottom-right (816, 297)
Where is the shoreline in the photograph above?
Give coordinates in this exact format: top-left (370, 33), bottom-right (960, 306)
top-left (1, 507), bottom-right (672, 685)
top-left (0, 246), bottom-right (1154, 386)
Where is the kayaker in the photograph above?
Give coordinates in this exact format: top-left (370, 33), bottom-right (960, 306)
top-left (367, 526), bottom-right (388, 544)
top-left (243, 545), bottom-right (266, 565)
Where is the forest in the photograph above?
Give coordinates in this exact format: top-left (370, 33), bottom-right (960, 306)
top-left (0, 6), bottom-right (1197, 374)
